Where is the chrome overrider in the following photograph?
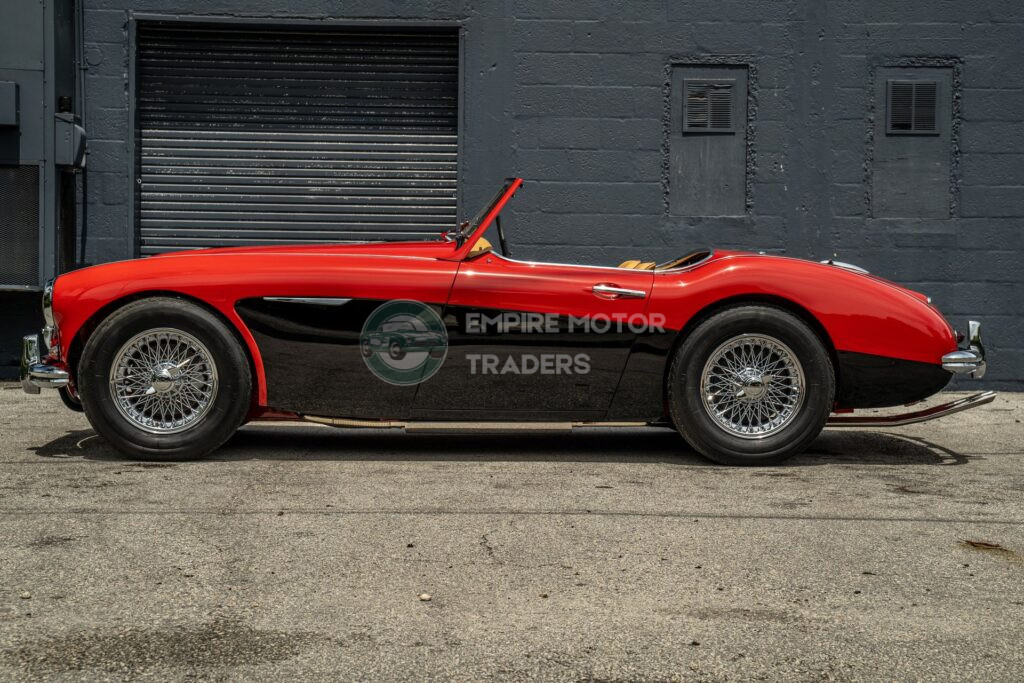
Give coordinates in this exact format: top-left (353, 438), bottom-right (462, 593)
top-left (20, 279), bottom-right (70, 395)
top-left (941, 320), bottom-right (987, 379)
top-left (20, 333), bottom-right (69, 394)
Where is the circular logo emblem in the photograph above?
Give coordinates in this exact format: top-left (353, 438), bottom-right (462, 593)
top-left (359, 300), bottom-right (448, 385)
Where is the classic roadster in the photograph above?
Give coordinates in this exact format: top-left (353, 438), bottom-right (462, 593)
top-left (21, 177), bottom-right (992, 464)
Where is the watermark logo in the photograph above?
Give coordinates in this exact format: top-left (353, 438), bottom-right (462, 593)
top-left (360, 302), bottom-right (666, 383)
top-left (467, 353), bottom-right (591, 375)
top-left (360, 300), bottom-right (448, 385)
top-left (465, 311), bottom-right (664, 335)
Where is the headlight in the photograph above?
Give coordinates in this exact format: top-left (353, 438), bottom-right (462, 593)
top-left (41, 279), bottom-right (59, 358)
top-left (42, 279), bottom-right (54, 327)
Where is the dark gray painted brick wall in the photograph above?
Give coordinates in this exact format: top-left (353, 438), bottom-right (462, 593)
top-left (3, 0), bottom-right (1022, 390)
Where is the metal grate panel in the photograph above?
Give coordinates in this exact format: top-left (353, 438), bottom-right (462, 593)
top-left (136, 23), bottom-right (459, 255)
top-left (0, 165), bottom-right (39, 287)
top-left (683, 79), bottom-right (735, 134)
top-left (886, 80), bottom-right (939, 135)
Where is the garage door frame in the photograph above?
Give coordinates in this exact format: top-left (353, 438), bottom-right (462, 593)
top-left (126, 13), bottom-right (464, 257)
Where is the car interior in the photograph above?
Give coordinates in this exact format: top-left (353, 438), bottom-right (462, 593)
top-left (468, 234), bottom-right (712, 273)
top-left (461, 181), bottom-right (713, 272)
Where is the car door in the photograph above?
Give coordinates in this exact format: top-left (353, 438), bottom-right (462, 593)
top-left (413, 253), bottom-right (654, 420)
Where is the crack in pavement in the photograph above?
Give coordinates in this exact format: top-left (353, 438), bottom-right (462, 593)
top-left (2, 507), bottom-right (1023, 525)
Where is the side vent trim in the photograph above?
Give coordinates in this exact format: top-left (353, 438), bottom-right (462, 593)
top-left (683, 79), bottom-right (736, 134)
top-left (886, 80), bottom-right (939, 135)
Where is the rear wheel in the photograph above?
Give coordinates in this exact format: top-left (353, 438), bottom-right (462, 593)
top-left (78, 297), bottom-right (251, 461)
top-left (668, 305), bottom-right (834, 465)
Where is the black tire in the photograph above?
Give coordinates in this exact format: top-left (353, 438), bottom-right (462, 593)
top-left (360, 339), bottom-right (373, 358)
top-left (59, 385), bottom-right (84, 412)
top-left (668, 305), bottom-right (835, 466)
top-left (388, 340), bottom-right (406, 360)
top-left (77, 297), bottom-right (252, 461)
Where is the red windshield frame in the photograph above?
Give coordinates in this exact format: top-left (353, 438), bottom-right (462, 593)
top-left (448, 177), bottom-right (523, 261)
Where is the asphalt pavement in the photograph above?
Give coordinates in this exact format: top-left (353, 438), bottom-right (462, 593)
top-left (1, 383), bottom-right (1023, 681)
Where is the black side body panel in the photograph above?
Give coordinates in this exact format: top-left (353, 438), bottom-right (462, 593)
top-left (417, 306), bottom-right (638, 420)
top-left (836, 351), bottom-right (951, 408)
top-left (236, 297), bottom-right (431, 418)
top-left (607, 331), bottom-right (675, 421)
top-left (238, 298), bottom-right (674, 422)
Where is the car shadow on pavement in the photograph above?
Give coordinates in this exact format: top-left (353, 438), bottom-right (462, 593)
top-left (31, 425), bottom-right (972, 467)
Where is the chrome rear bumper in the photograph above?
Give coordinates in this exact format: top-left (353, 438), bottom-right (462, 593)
top-left (20, 334), bottom-right (69, 395)
top-left (827, 390), bottom-right (996, 428)
top-left (942, 320), bottom-right (986, 379)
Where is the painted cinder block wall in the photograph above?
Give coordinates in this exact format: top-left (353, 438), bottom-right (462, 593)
top-left (4, 0), bottom-right (1022, 389)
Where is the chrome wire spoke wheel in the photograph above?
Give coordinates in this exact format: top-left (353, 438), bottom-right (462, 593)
top-left (108, 328), bottom-right (219, 434)
top-left (700, 333), bottom-right (806, 440)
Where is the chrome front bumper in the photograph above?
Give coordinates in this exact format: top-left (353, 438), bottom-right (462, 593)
top-left (20, 334), bottom-right (69, 395)
top-left (942, 320), bottom-right (986, 379)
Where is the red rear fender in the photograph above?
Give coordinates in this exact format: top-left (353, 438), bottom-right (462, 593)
top-left (652, 255), bottom-right (956, 365)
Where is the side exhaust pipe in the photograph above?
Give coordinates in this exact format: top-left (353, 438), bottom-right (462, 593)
top-left (301, 393), bottom-right (997, 432)
top-left (826, 391), bottom-right (996, 428)
top-left (301, 416), bottom-right (651, 432)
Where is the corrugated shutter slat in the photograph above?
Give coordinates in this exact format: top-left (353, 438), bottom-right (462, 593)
top-left (136, 23), bottom-right (458, 255)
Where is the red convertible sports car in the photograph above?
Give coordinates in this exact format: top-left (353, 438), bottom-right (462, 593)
top-left (21, 177), bottom-right (992, 464)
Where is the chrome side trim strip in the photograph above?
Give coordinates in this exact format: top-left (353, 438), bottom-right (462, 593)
top-left (820, 259), bottom-right (869, 274)
top-left (408, 422), bottom-right (574, 433)
top-left (826, 391), bottom-right (996, 428)
top-left (263, 297), bottom-right (352, 306)
top-left (301, 416), bottom-right (652, 431)
top-left (303, 416), bottom-right (404, 428)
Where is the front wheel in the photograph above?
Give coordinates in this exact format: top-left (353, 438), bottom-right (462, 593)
top-left (668, 305), bottom-right (835, 466)
top-left (59, 385), bottom-right (84, 412)
top-left (77, 297), bottom-right (252, 461)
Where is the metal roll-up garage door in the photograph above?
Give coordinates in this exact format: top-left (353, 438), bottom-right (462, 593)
top-left (135, 23), bottom-right (458, 255)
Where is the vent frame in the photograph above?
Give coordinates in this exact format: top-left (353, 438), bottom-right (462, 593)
top-left (682, 78), bottom-right (737, 134)
top-left (886, 79), bottom-right (940, 136)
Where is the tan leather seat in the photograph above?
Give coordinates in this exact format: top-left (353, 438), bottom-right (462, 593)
top-left (469, 237), bottom-right (492, 257)
top-left (618, 259), bottom-right (656, 270)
